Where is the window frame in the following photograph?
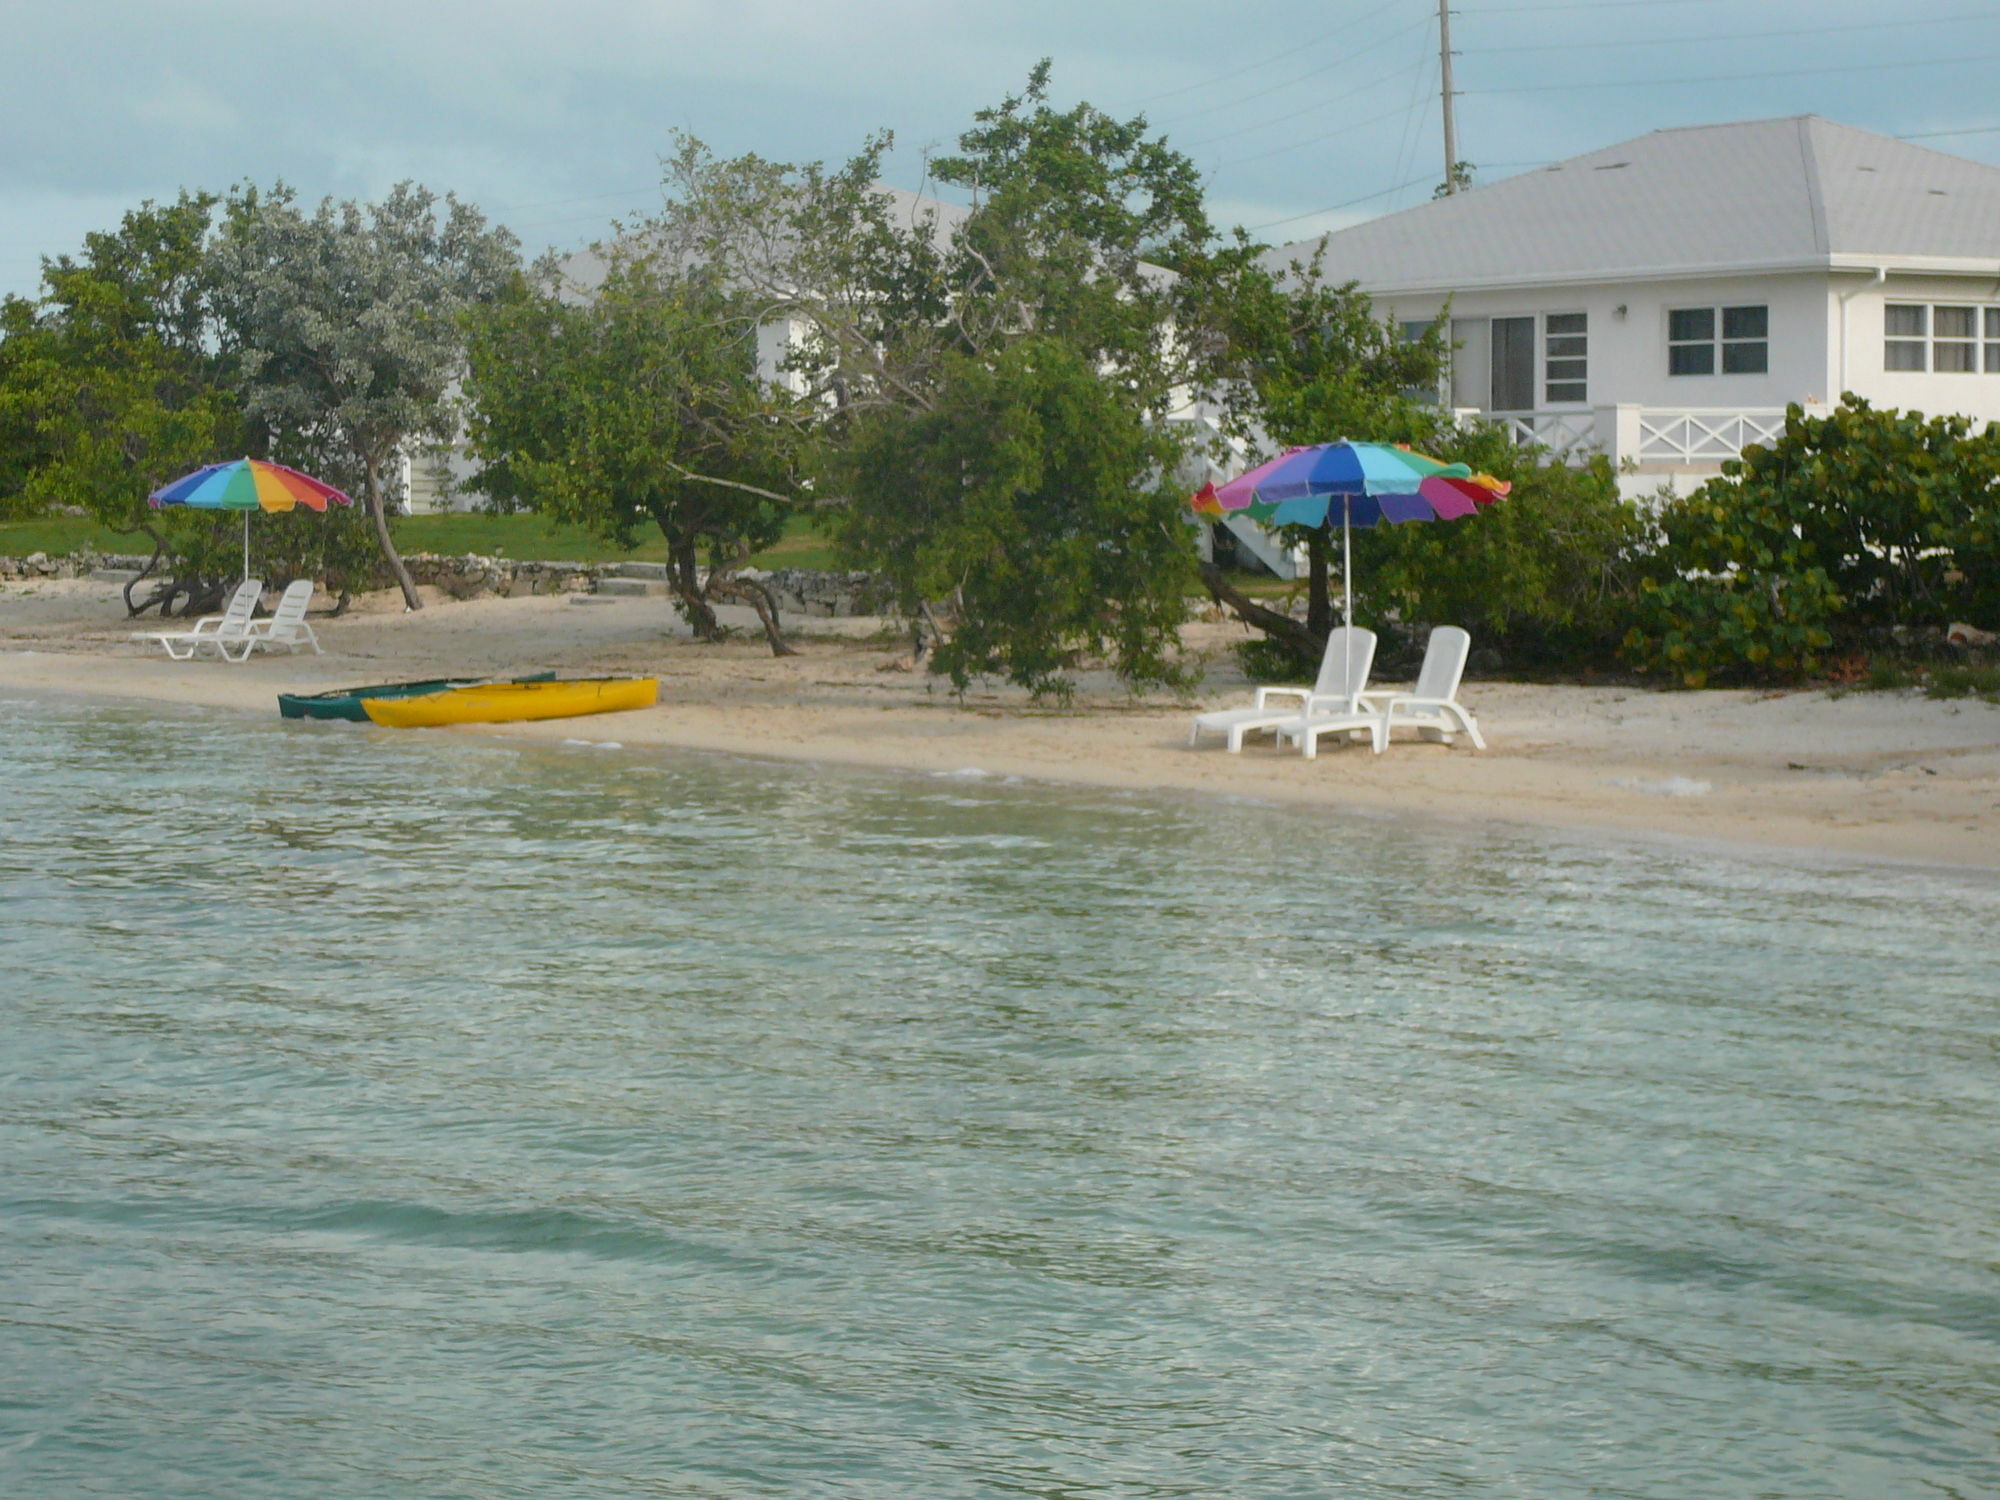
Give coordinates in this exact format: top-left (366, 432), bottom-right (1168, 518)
top-left (1884, 301), bottom-right (2000, 374)
top-left (1543, 311), bottom-right (1587, 406)
top-left (1667, 303), bottom-right (1769, 377)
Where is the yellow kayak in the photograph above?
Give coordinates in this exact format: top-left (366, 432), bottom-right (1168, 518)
top-left (362, 676), bottom-right (658, 728)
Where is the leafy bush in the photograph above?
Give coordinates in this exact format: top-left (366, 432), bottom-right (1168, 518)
top-left (1360, 428), bottom-right (1650, 668)
top-left (1626, 397), bottom-right (2000, 685)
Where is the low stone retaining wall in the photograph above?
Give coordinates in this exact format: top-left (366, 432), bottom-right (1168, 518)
top-left (1, 548), bottom-right (897, 619)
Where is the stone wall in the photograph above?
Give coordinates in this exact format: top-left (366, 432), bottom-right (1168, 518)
top-left (1, 549), bottom-right (898, 618)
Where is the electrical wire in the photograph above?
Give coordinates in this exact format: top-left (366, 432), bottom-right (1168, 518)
top-left (1474, 11), bottom-right (1996, 53)
top-left (1464, 48), bottom-right (2000, 94)
top-left (1244, 174), bottom-right (1437, 234)
top-left (1175, 53), bottom-right (1431, 150)
top-left (1127, 0), bottom-right (1412, 107)
top-left (1149, 14), bottom-right (1433, 130)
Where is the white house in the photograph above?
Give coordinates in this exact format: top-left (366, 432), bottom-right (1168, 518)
top-left (1266, 116), bottom-right (2000, 496)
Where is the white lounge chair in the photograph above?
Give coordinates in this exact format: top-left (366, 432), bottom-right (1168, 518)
top-left (137, 579), bottom-right (264, 660)
top-left (236, 580), bottom-right (322, 658)
top-left (1282, 625), bottom-right (1485, 757)
top-left (1189, 626), bottom-right (1378, 752)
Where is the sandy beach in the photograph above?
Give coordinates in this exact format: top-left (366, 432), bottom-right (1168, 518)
top-left (4, 577), bottom-right (1997, 869)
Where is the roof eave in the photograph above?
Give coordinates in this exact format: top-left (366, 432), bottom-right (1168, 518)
top-left (1330, 254), bottom-right (2000, 298)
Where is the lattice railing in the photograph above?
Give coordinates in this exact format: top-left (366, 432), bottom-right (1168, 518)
top-left (1492, 411), bottom-right (1602, 459)
top-left (1636, 410), bottom-right (1787, 463)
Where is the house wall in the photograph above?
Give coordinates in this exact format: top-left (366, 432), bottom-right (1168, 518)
top-left (1375, 273), bottom-right (1833, 414)
top-left (1833, 271), bottom-right (2000, 424)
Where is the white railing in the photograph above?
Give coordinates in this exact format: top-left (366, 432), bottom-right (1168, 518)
top-left (1634, 408), bottom-right (1787, 464)
top-left (1461, 405), bottom-right (1796, 468)
top-left (1489, 410), bottom-right (1602, 458)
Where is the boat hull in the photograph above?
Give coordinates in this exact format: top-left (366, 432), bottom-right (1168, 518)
top-left (362, 677), bottom-right (659, 728)
top-left (279, 672), bottom-right (556, 721)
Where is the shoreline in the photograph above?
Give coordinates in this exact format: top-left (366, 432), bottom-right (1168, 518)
top-left (5, 579), bottom-right (1998, 871)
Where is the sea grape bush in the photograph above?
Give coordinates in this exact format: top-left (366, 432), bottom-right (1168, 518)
top-left (1625, 398), bottom-right (2000, 685)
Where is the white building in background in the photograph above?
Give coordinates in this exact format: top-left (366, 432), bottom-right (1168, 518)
top-left (1266, 116), bottom-right (2000, 497)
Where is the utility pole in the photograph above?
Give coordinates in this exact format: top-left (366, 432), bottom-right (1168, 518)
top-left (1439, 0), bottom-right (1460, 194)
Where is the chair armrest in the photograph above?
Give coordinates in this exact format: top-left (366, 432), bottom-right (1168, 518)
top-left (1381, 694), bottom-right (1452, 713)
top-left (1252, 686), bottom-right (1310, 710)
top-left (1302, 691), bottom-right (1373, 718)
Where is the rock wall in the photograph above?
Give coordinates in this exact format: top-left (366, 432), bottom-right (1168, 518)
top-left (1, 549), bottom-right (898, 618)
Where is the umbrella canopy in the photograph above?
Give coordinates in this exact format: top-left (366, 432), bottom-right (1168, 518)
top-left (1191, 441), bottom-right (1508, 682)
top-left (149, 459), bottom-right (353, 514)
top-left (148, 459), bottom-right (355, 583)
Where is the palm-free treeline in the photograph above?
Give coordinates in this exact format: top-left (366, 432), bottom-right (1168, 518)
top-left (4, 67), bottom-right (1996, 687)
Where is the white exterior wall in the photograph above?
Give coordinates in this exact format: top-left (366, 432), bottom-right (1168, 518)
top-left (1835, 272), bottom-right (2000, 424)
top-left (1373, 273), bottom-right (1834, 414)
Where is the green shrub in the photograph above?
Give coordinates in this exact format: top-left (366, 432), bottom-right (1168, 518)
top-left (1623, 397), bottom-right (2000, 685)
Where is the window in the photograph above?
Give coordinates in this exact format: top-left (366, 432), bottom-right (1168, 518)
top-left (1668, 304), bottom-right (1768, 376)
top-left (1885, 302), bottom-right (2000, 373)
top-left (1398, 319), bottom-right (1443, 404)
top-left (1544, 312), bottom-right (1587, 404)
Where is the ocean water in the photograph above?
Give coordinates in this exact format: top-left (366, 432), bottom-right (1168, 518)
top-left (2, 693), bottom-right (1996, 1500)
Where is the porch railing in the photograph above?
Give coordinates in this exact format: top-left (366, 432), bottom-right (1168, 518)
top-left (1465, 405), bottom-right (1800, 468)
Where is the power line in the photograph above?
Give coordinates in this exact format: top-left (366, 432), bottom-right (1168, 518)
top-left (1149, 14), bottom-right (1431, 129)
top-left (1464, 48), bottom-right (2000, 94)
top-left (1244, 174), bottom-right (1436, 235)
top-left (1177, 53), bottom-right (1430, 150)
top-left (1128, 0), bottom-right (1411, 107)
top-left (1475, 11), bottom-right (1997, 53)
top-left (1899, 124), bottom-right (2000, 140)
top-left (1215, 98), bottom-right (1435, 170)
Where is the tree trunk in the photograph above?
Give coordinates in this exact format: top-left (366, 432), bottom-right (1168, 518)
top-left (1197, 561), bottom-right (1319, 655)
top-left (121, 523), bottom-right (166, 617)
top-left (364, 455), bottom-right (422, 612)
top-left (671, 537), bottom-right (721, 642)
top-left (708, 573), bottom-right (798, 656)
top-left (1305, 529), bottom-right (1333, 640)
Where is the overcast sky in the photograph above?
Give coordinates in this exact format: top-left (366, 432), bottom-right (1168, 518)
top-left (4, 0), bottom-right (1996, 299)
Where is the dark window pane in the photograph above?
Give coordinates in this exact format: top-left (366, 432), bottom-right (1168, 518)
top-left (1886, 304), bottom-right (1927, 337)
top-left (1670, 343), bottom-right (1715, 376)
top-left (1936, 341), bottom-right (1977, 372)
top-left (1721, 341), bottom-right (1768, 374)
top-left (1546, 381), bottom-right (1587, 403)
top-left (1545, 358), bottom-right (1587, 381)
top-left (1669, 308), bottom-right (1715, 342)
top-left (1721, 305), bottom-right (1767, 339)
top-left (1885, 340), bottom-right (1927, 371)
top-left (1545, 312), bottom-right (1587, 335)
top-left (1988, 343), bottom-right (2000, 373)
top-left (1987, 308), bottom-right (2000, 339)
top-left (1936, 307), bottom-right (1977, 339)
top-left (1546, 335), bottom-right (1588, 359)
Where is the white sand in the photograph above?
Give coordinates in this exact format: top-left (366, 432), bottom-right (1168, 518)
top-left (5, 577), bottom-right (1998, 868)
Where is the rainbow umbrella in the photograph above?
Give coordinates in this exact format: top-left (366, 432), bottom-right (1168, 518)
top-left (148, 459), bottom-right (355, 582)
top-left (1191, 439), bottom-right (1508, 633)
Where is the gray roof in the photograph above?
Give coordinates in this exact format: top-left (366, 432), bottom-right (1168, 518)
top-left (1265, 116), bottom-right (2000, 293)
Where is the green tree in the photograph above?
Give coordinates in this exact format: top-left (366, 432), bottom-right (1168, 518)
top-left (209, 182), bottom-right (519, 610)
top-left (838, 336), bottom-right (1195, 696)
top-left (1187, 243), bottom-right (1451, 652)
top-left (0, 193), bottom-right (248, 610)
top-left (463, 253), bottom-right (801, 650)
top-left (649, 66), bottom-right (1212, 695)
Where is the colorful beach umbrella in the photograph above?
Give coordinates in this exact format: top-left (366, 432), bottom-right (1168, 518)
top-left (1192, 440), bottom-right (1509, 693)
top-left (148, 459), bottom-right (355, 581)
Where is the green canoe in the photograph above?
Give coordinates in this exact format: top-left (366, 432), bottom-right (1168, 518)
top-left (279, 673), bottom-right (555, 722)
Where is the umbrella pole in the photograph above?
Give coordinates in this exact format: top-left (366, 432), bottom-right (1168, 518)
top-left (242, 510), bottom-right (250, 584)
top-left (1342, 495), bottom-right (1354, 701)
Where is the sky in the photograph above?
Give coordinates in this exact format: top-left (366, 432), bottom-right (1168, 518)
top-left (3, 0), bottom-right (1997, 300)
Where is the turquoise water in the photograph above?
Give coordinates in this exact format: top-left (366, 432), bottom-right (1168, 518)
top-left (3, 695), bottom-right (1997, 1499)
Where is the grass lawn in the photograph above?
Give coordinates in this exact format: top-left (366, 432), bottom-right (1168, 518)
top-left (0, 512), bottom-right (844, 573)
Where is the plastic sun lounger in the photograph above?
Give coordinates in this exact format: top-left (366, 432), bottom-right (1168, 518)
top-left (231, 580), bottom-right (321, 660)
top-left (136, 579), bottom-right (264, 660)
top-left (1282, 625), bottom-right (1485, 758)
top-left (1188, 626), bottom-right (1378, 752)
